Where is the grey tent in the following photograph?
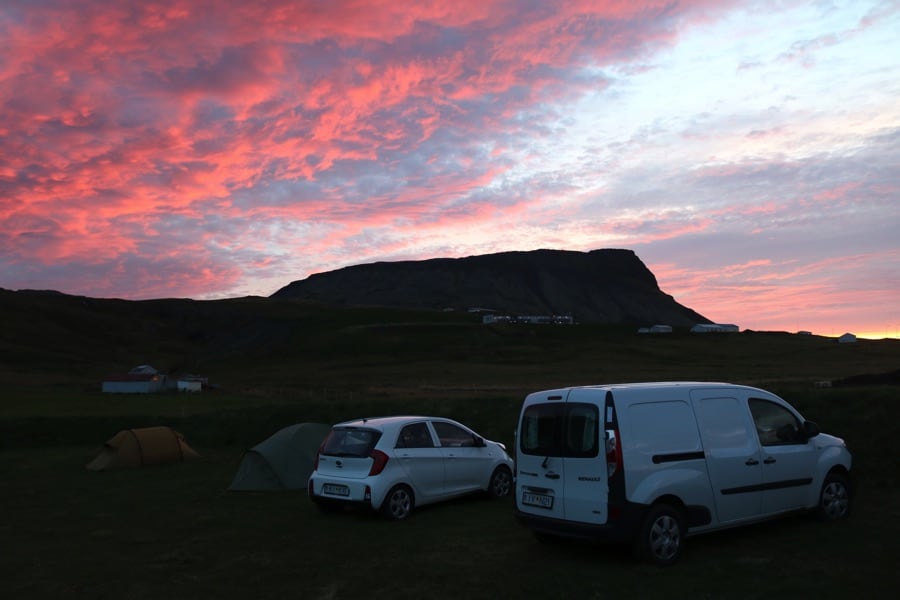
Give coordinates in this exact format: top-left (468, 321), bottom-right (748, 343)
top-left (228, 423), bottom-right (331, 491)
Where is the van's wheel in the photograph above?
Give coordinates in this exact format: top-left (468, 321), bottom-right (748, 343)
top-left (488, 466), bottom-right (512, 498)
top-left (634, 504), bottom-right (685, 566)
top-left (816, 472), bottom-right (851, 521)
top-left (380, 485), bottom-right (414, 521)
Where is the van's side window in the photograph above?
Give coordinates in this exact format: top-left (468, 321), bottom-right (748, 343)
top-left (520, 403), bottom-right (598, 458)
top-left (749, 398), bottom-right (803, 445)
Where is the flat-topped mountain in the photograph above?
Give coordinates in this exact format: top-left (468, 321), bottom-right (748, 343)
top-left (272, 249), bottom-right (710, 327)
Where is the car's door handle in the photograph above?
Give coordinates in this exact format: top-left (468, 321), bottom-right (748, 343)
top-left (763, 457), bottom-right (776, 464)
top-left (745, 458), bottom-right (759, 466)
top-left (545, 472), bottom-right (560, 480)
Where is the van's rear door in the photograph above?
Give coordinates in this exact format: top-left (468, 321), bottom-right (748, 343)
top-left (561, 388), bottom-right (608, 524)
top-left (515, 388), bottom-right (607, 524)
top-left (516, 392), bottom-right (567, 520)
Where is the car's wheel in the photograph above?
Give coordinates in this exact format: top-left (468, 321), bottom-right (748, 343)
top-left (488, 466), bottom-right (512, 498)
top-left (380, 485), bottom-right (414, 521)
top-left (816, 472), bottom-right (851, 521)
top-left (633, 504), bottom-right (685, 566)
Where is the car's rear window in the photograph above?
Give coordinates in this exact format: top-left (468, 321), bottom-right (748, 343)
top-left (520, 402), bottom-right (599, 458)
top-left (322, 427), bottom-right (382, 457)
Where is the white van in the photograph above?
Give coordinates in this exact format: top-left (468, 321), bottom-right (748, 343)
top-left (513, 382), bottom-right (852, 564)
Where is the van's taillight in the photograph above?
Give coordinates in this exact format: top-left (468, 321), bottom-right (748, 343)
top-left (606, 428), bottom-right (622, 478)
top-left (368, 450), bottom-right (389, 476)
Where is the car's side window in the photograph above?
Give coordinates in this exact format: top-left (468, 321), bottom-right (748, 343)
top-left (396, 423), bottom-right (434, 448)
top-left (432, 421), bottom-right (475, 447)
top-left (749, 398), bottom-right (803, 445)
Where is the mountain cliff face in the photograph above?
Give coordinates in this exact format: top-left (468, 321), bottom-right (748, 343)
top-left (272, 249), bottom-right (710, 327)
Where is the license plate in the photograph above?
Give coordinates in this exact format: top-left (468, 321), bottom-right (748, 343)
top-left (522, 491), bottom-right (553, 509)
top-left (322, 483), bottom-right (350, 497)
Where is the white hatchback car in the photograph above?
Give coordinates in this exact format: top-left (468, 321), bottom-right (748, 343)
top-left (308, 416), bottom-right (514, 519)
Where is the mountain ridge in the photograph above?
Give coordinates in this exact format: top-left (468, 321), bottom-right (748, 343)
top-left (272, 248), bottom-right (711, 327)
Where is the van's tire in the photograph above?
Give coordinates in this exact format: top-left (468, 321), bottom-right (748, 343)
top-left (488, 466), bottom-right (513, 498)
top-left (816, 472), bottom-right (851, 521)
top-left (380, 485), bottom-right (415, 521)
top-left (633, 504), bottom-right (686, 566)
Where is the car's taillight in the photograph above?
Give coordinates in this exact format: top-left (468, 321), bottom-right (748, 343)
top-left (606, 428), bottom-right (622, 478)
top-left (313, 441), bottom-right (326, 472)
top-left (368, 449), bottom-right (389, 476)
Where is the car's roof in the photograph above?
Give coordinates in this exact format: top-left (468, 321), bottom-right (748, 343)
top-left (332, 415), bottom-right (453, 429)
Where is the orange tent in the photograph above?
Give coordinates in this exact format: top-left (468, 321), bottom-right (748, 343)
top-left (86, 426), bottom-right (200, 471)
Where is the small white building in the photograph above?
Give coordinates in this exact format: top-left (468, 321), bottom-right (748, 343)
top-left (177, 374), bottom-right (207, 392)
top-left (838, 333), bottom-right (857, 343)
top-left (638, 325), bottom-right (673, 334)
top-left (690, 323), bottom-right (740, 333)
top-left (177, 380), bottom-right (201, 392)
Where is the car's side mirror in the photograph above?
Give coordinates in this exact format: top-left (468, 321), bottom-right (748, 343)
top-left (802, 420), bottom-right (820, 440)
top-left (473, 435), bottom-right (486, 448)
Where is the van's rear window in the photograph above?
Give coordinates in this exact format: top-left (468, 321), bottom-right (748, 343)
top-left (322, 428), bottom-right (381, 458)
top-left (520, 402), bottom-right (599, 458)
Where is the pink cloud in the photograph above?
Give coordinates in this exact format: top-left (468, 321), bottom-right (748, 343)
top-left (1, 0), bottom-right (892, 339)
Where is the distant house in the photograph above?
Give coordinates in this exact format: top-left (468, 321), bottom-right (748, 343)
top-left (482, 314), bottom-right (574, 325)
top-left (177, 375), bottom-right (208, 392)
top-left (838, 333), bottom-right (857, 344)
top-left (102, 365), bottom-right (168, 393)
top-left (638, 325), bottom-right (672, 334)
top-left (690, 323), bottom-right (740, 333)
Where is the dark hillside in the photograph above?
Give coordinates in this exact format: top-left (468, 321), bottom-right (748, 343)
top-left (2, 285), bottom-right (897, 404)
top-left (272, 248), bottom-right (710, 326)
top-left (1, 285), bottom-right (898, 450)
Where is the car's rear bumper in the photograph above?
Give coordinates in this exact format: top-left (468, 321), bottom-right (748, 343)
top-left (309, 476), bottom-right (376, 505)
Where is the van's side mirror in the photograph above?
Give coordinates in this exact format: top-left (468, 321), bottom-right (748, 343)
top-left (802, 421), bottom-right (820, 440)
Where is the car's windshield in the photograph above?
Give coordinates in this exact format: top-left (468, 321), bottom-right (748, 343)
top-left (322, 427), bottom-right (382, 457)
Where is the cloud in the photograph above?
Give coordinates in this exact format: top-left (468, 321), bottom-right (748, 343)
top-left (0, 1), bottom-right (897, 337)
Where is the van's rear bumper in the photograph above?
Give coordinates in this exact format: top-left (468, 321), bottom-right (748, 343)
top-left (513, 504), bottom-right (644, 543)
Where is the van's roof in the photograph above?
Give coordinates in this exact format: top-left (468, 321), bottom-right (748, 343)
top-left (531, 381), bottom-right (760, 394)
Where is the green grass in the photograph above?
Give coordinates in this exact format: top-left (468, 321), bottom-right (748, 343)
top-left (2, 444), bottom-right (898, 599)
top-left (2, 294), bottom-right (899, 597)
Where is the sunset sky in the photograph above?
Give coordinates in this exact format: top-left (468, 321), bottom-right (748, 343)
top-left (2, 1), bottom-right (898, 338)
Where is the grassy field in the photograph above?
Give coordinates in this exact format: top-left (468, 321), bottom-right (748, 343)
top-left (2, 295), bottom-right (899, 598)
top-left (2, 439), bottom-right (898, 599)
